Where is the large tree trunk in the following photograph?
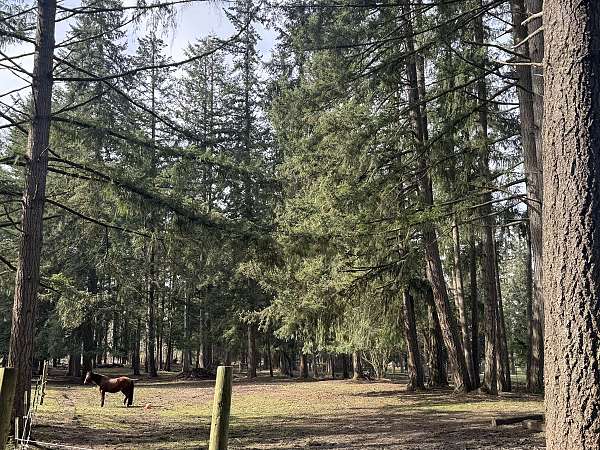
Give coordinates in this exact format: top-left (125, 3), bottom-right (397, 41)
top-left (403, 290), bottom-right (424, 391)
top-left (82, 269), bottom-right (97, 374)
top-left (81, 327), bottom-right (94, 375)
top-left (330, 355), bottom-right (335, 379)
top-left (68, 343), bottom-right (81, 378)
top-left (299, 353), bottom-right (308, 379)
top-left (543, 1), bottom-right (600, 447)
top-left (165, 278), bottom-right (174, 372)
top-left (469, 229), bottom-right (480, 388)
top-left (474, 7), bottom-right (498, 395)
top-left (525, 0), bottom-right (544, 165)
top-left (352, 351), bottom-right (362, 380)
top-left (480, 222), bottom-right (498, 395)
top-left (525, 215), bottom-right (534, 387)
top-left (452, 216), bottom-right (475, 385)
top-left (95, 317), bottom-right (104, 367)
top-left (527, 0), bottom-right (547, 393)
top-left (158, 286), bottom-right (165, 370)
top-left (145, 36), bottom-right (160, 378)
top-left (72, 350), bottom-right (81, 378)
top-left (202, 314), bottom-right (212, 369)
top-left (165, 328), bottom-right (173, 372)
top-left (280, 351), bottom-right (293, 377)
top-left (266, 334), bottom-right (273, 377)
top-left (197, 308), bottom-right (206, 369)
top-left (132, 318), bottom-right (141, 375)
top-left (511, 0), bottom-right (544, 394)
top-left (8, 0), bottom-right (56, 422)
top-left (247, 323), bottom-right (257, 378)
top-left (342, 354), bottom-right (349, 379)
top-left (146, 242), bottom-right (158, 377)
top-left (423, 232), bottom-right (470, 390)
top-left (425, 293), bottom-right (448, 387)
top-left (277, 352), bottom-right (286, 376)
top-left (113, 310), bottom-right (120, 365)
top-left (495, 242), bottom-right (511, 392)
top-left (182, 293), bottom-right (191, 373)
top-left (402, 0), bottom-right (471, 391)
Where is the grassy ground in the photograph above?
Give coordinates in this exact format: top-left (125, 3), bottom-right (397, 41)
top-left (24, 368), bottom-right (544, 449)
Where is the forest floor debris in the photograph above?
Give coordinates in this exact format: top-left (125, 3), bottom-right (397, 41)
top-left (29, 368), bottom-right (545, 449)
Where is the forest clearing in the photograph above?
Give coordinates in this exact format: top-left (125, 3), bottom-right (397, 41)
top-left (29, 368), bottom-right (543, 449)
top-left (1, 0), bottom-right (600, 448)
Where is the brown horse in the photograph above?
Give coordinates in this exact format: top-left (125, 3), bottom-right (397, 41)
top-left (84, 371), bottom-right (135, 407)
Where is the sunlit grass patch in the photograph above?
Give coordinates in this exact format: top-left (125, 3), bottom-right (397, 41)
top-left (32, 376), bottom-right (544, 449)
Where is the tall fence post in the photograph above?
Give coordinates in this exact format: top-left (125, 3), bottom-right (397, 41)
top-left (0, 368), bottom-right (17, 450)
top-left (208, 365), bottom-right (233, 450)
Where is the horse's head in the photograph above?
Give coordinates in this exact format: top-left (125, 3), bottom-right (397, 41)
top-left (84, 371), bottom-right (93, 385)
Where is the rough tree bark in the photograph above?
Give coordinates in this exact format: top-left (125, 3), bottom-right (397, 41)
top-left (543, 1), bottom-right (600, 447)
top-left (8, 0), bottom-right (56, 422)
top-left (403, 290), bottom-right (424, 391)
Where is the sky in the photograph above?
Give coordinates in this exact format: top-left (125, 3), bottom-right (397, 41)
top-left (0, 1), bottom-right (278, 120)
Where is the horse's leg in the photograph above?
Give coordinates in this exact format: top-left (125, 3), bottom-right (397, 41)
top-left (101, 390), bottom-right (105, 407)
top-left (121, 387), bottom-right (129, 406)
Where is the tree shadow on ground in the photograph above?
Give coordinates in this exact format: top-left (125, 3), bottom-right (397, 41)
top-left (37, 373), bottom-right (544, 449)
top-left (354, 387), bottom-right (542, 405)
top-left (33, 403), bottom-right (545, 449)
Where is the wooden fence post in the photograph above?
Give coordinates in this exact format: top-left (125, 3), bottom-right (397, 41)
top-left (208, 366), bottom-right (233, 450)
top-left (0, 368), bottom-right (17, 450)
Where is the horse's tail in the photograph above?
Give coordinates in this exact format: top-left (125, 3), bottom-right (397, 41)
top-left (128, 383), bottom-right (134, 407)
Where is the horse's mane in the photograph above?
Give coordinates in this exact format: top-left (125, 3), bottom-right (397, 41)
top-left (90, 372), bottom-right (108, 385)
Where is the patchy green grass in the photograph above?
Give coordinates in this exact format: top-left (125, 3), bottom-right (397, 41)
top-left (26, 369), bottom-right (545, 449)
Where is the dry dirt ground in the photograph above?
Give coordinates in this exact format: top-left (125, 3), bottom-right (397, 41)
top-left (24, 368), bottom-right (545, 449)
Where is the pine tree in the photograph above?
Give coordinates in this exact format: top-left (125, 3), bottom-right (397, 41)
top-left (8, 0), bottom-right (56, 422)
